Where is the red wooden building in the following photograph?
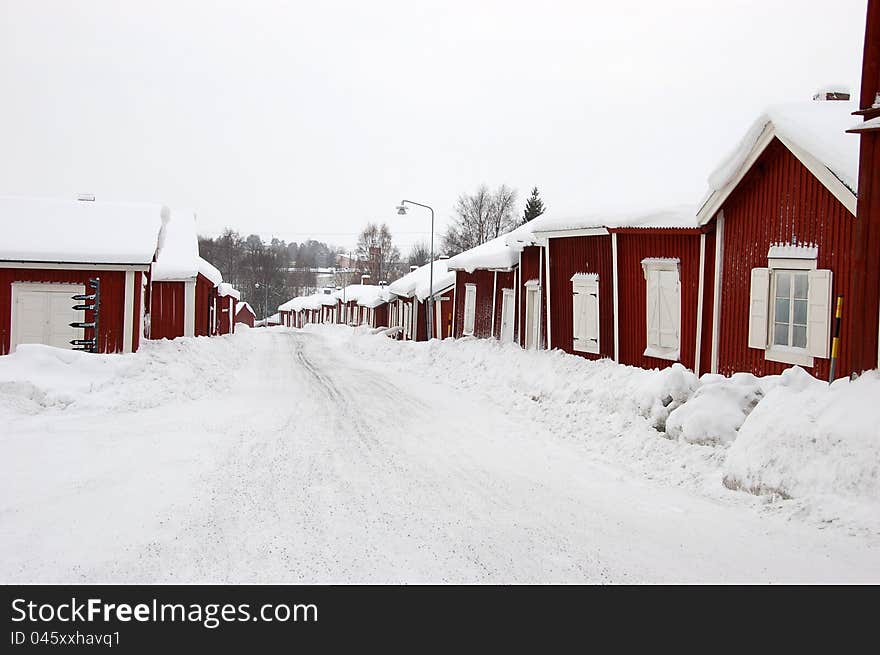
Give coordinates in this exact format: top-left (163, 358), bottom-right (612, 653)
top-left (846, 0), bottom-right (880, 373)
top-left (446, 235), bottom-right (520, 343)
top-left (388, 260), bottom-right (456, 340)
top-left (216, 283), bottom-right (241, 335)
top-left (696, 99), bottom-right (860, 379)
top-left (0, 196), bottom-right (165, 355)
top-left (235, 301), bottom-right (256, 328)
top-left (148, 209), bottom-right (224, 340)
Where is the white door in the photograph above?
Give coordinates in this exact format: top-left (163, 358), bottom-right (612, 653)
top-left (525, 285), bottom-right (541, 349)
top-left (11, 283), bottom-right (85, 352)
top-left (500, 288), bottom-right (515, 343)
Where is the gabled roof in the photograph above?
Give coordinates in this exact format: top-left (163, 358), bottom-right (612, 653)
top-left (697, 101), bottom-right (859, 222)
top-left (0, 196), bottom-right (168, 265)
top-left (235, 301), bottom-right (255, 316)
top-left (217, 283), bottom-right (240, 299)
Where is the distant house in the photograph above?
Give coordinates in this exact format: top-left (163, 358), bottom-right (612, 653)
top-left (148, 209), bottom-right (224, 340)
top-left (388, 260), bottom-right (455, 340)
top-left (216, 283), bottom-right (241, 335)
top-left (446, 234), bottom-right (520, 344)
top-left (234, 301), bottom-right (256, 328)
top-left (0, 196), bottom-right (165, 355)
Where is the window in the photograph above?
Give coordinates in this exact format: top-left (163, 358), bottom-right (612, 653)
top-left (747, 243), bottom-right (832, 367)
top-left (641, 258), bottom-right (681, 361)
top-left (463, 284), bottom-right (476, 336)
top-left (571, 273), bottom-right (599, 354)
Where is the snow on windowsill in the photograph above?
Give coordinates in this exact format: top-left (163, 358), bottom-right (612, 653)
top-left (766, 242), bottom-right (818, 260)
top-left (570, 272), bottom-right (599, 282)
top-left (644, 346), bottom-right (680, 362)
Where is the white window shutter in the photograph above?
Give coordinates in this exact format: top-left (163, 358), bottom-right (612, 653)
top-left (806, 269), bottom-right (832, 358)
top-left (748, 268), bottom-right (770, 350)
top-left (573, 279), bottom-right (599, 354)
top-left (658, 270), bottom-right (680, 349)
top-left (463, 285), bottom-right (476, 335)
top-left (646, 270), bottom-right (660, 348)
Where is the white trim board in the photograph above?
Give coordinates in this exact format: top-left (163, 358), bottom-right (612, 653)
top-left (0, 261), bottom-right (150, 272)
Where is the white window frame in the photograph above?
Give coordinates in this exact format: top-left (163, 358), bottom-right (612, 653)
top-left (641, 258), bottom-right (681, 361)
top-left (463, 283), bottom-right (477, 336)
top-left (748, 245), bottom-right (832, 367)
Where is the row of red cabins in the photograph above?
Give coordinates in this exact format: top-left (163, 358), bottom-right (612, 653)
top-left (0, 199), bottom-right (253, 355)
top-left (278, 86), bottom-right (879, 381)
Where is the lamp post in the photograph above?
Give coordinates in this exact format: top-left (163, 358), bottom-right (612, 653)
top-left (255, 282), bottom-right (270, 324)
top-left (396, 199), bottom-right (435, 338)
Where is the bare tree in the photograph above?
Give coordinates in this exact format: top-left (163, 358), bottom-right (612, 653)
top-left (406, 240), bottom-right (432, 268)
top-left (442, 184), bottom-right (519, 254)
top-left (356, 222), bottom-right (401, 283)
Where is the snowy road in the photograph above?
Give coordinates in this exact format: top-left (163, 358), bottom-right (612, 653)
top-left (2, 328), bottom-right (878, 583)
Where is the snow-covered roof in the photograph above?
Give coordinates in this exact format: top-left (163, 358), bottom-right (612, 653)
top-left (507, 205), bottom-right (699, 247)
top-left (388, 260), bottom-right (455, 301)
top-left (0, 196), bottom-right (168, 265)
top-left (235, 301), bottom-right (255, 316)
top-left (445, 233), bottom-right (519, 273)
top-left (279, 292), bottom-right (339, 313)
top-left (217, 283), bottom-right (240, 299)
top-left (332, 284), bottom-right (392, 308)
top-left (706, 101), bottom-right (859, 201)
top-left (152, 208), bottom-right (222, 285)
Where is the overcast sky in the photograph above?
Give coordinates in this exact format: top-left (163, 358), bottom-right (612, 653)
top-left (0, 0), bottom-right (868, 253)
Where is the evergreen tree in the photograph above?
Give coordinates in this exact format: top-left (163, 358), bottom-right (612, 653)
top-left (522, 186), bottom-right (545, 223)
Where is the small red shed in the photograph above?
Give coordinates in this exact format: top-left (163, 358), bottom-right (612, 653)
top-left (235, 301), bottom-right (256, 328)
top-left (388, 260), bottom-right (456, 341)
top-left (216, 283), bottom-right (240, 335)
top-left (0, 196), bottom-right (165, 355)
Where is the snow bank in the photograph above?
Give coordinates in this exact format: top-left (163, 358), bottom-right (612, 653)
top-left (708, 101), bottom-right (859, 195)
top-left (666, 372), bottom-right (780, 445)
top-left (723, 368), bottom-right (880, 503)
top-left (0, 196), bottom-right (168, 265)
top-left (0, 337), bottom-right (254, 417)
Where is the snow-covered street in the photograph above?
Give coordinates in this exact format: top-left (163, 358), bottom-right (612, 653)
top-left (1, 327), bottom-right (878, 583)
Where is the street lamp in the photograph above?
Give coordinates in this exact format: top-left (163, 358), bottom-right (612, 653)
top-left (255, 282), bottom-right (270, 324)
top-left (396, 199), bottom-right (435, 338)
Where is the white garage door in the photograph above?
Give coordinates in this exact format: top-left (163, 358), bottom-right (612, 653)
top-left (11, 283), bottom-right (85, 352)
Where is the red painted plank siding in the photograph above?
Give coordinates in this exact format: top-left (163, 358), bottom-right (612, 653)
top-left (236, 306), bottom-right (255, 328)
top-left (547, 235), bottom-right (614, 359)
top-left (132, 272), bottom-right (142, 351)
top-left (149, 281), bottom-right (185, 340)
top-left (0, 268), bottom-right (127, 354)
top-left (615, 231), bottom-right (704, 371)
top-left (718, 137), bottom-right (855, 379)
top-left (195, 274), bottom-right (215, 337)
top-left (453, 270), bottom-right (494, 338)
top-left (518, 245), bottom-right (545, 349)
top-left (217, 294), bottom-right (235, 335)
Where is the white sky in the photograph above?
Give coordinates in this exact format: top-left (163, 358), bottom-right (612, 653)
top-left (0, 0), bottom-right (868, 253)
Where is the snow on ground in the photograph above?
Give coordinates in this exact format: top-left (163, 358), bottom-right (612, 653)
top-left (1, 326), bottom-right (878, 583)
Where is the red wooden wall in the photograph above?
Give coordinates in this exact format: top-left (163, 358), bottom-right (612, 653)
top-left (518, 245), bottom-right (546, 349)
top-left (216, 294), bottom-right (236, 335)
top-left (149, 281), bottom-right (185, 340)
top-left (614, 230), bottom-right (707, 372)
top-left (195, 274), bottom-right (215, 337)
top-left (547, 235), bottom-right (615, 359)
top-left (0, 268), bottom-right (127, 355)
top-left (453, 269), bottom-right (517, 339)
top-left (717, 137), bottom-right (856, 379)
top-left (236, 306), bottom-right (255, 327)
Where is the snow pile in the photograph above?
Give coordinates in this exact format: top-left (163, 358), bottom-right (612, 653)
top-left (389, 260), bottom-right (455, 301)
top-left (723, 367), bottom-right (880, 503)
top-left (708, 101), bottom-right (859, 195)
top-left (0, 337), bottom-right (254, 417)
top-left (445, 234), bottom-right (519, 273)
top-left (0, 196), bottom-right (168, 265)
top-left (666, 372), bottom-right (780, 445)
